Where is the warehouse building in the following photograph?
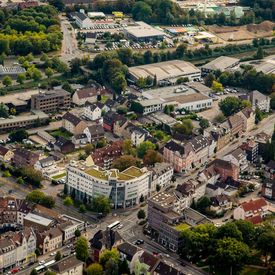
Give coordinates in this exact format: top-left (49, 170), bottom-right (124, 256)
top-left (129, 60), bottom-right (201, 84)
top-left (124, 21), bottom-right (165, 42)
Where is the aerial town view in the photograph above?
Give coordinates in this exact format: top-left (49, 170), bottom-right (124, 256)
top-left (0, 0), bottom-right (274, 274)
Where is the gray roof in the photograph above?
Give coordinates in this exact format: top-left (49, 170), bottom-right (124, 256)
top-left (50, 256), bottom-right (83, 273)
top-left (24, 213), bottom-right (53, 226)
top-left (201, 56), bottom-right (239, 72)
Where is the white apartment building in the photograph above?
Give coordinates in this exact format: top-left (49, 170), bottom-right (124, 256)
top-left (83, 104), bottom-right (102, 121)
top-left (66, 165), bottom-right (151, 209)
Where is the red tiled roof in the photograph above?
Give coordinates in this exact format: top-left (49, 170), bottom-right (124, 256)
top-left (241, 198), bottom-right (267, 213)
top-left (246, 215), bottom-right (263, 224)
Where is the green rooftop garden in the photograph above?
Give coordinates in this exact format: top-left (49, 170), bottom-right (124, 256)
top-left (174, 223), bottom-right (190, 232)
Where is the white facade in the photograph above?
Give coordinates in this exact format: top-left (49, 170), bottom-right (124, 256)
top-left (66, 165), bottom-right (151, 209)
top-left (75, 15), bottom-right (93, 29)
top-left (131, 130), bottom-right (146, 146)
top-left (178, 98), bottom-right (212, 111)
top-left (83, 105), bottom-right (102, 121)
top-left (150, 164), bottom-right (174, 190)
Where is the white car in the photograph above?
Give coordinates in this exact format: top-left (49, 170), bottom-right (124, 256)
top-left (50, 252), bottom-right (56, 256)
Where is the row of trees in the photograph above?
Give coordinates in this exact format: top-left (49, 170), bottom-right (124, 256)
top-left (26, 190), bottom-right (55, 208)
top-left (180, 221), bottom-right (275, 274)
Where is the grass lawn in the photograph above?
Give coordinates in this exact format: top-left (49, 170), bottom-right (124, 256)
top-left (51, 129), bottom-right (72, 139)
top-left (174, 223), bottom-right (190, 232)
top-left (240, 267), bottom-right (267, 275)
top-left (100, 95), bottom-right (109, 103)
top-left (52, 172), bottom-right (66, 180)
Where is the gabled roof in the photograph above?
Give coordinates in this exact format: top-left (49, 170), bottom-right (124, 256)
top-left (117, 242), bottom-right (140, 261)
top-left (241, 107), bottom-right (254, 119)
top-left (14, 148), bottom-right (39, 160)
top-left (165, 140), bottom-right (190, 155)
top-left (139, 251), bottom-right (159, 271)
top-left (54, 137), bottom-right (72, 148)
top-left (50, 256), bottom-right (83, 273)
top-left (241, 198), bottom-right (267, 213)
top-left (266, 160), bottom-right (275, 170)
top-left (63, 112), bottom-right (82, 126)
top-left (0, 145), bottom-right (9, 156)
top-left (86, 125), bottom-right (105, 138)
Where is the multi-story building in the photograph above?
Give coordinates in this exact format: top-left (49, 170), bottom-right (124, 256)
top-left (0, 228), bottom-right (36, 273)
top-left (62, 112), bottom-right (87, 135)
top-left (237, 107), bottom-right (255, 132)
top-left (240, 90), bottom-right (270, 113)
top-left (31, 90), bottom-right (71, 113)
top-left (255, 132), bottom-right (271, 156)
top-left (13, 148), bottom-right (39, 168)
top-left (66, 165), bottom-right (151, 209)
top-left (262, 179), bottom-right (275, 200)
top-left (210, 158), bottom-right (239, 181)
top-left (83, 104), bottom-right (102, 121)
top-left (49, 256), bottom-right (84, 275)
top-left (240, 139), bottom-right (259, 163)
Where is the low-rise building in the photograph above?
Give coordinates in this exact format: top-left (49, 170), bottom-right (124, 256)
top-left (210, 158), bottom-right (239, 181)
top-left (83, 125), bottom-right (105, 143)
top-left (31, 89), bottom-right (71, 113)
top-left (240, 90), bottom-right (270, 113)
top-left (201, 56), bottom-right (239, 75)
top-left (136, 99), bottom-right (164, 115)
top-left (62, 112), bottom-right (87, 135)
top-left (223, 148), bottom-right (248, 171)
top-left (71, 12), bottom-right (93, 29)
top-left (0, 65), bottom-right (26, 78)
top-left (103, 111), bottom-right (127, 133)
top-left (0, 145), bottom-right (14, 162)
top-left (54, 137), bottom-right (75, 154)
top-left (233, 198), bottom-right (268, 224)
top-left (49, 255), bottom-right (84, 275)
top-left (83, 103), bottom-right (102, 121)
top-left (264, 160), bottom-right (275, 180)
top-left (228, 114), bottom-right (243, 137)
top-left (72, 86), bottom-right (106, 106)
top-left (13, 148), bottom-right (39, 168)
top-left (23, 213), bottom-right (54, 231)
top-left (237, 107), bottom-right (255, 132)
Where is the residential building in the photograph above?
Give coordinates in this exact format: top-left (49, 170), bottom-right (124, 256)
top-left (128, 60), bottom-right (201, 84)
top-left (123, 21), bottom-right (165, 42)
top-left (262, 179), bottom-right (275, 200)
top-left (90, 229), bottom-right (123, 262)
top-left (240, 139), bottom-right (259, 163)
top-left (54, 137), bottom-right (75, 154)
top-left (103, 111), bottom-right (127, 133)
top-left (0, 145), bottom-right (13, 162)
top-left (62, 112), bottom-right (87, 135)
top-left (228, 114), bottom-right (243, 137)
top-left (223, 148), bottom-right (248, 171)
top-left (31, 89), bottom-right (71, 113)
top-left (240, 90), bottom-right (270, 113)
top-left (117, 242), bottom-right (141, 262)
top-left (264, 160), bottom-right (275, 180)
top-left (255, 132), bottom-right (271, 156)
top-left (149, 162), bottom-right (174, 191)
top-left (67, 165), bottom-right (151, 209)
top-left (201, 56), bottom-right (239, 75)
top-left (237, 107), bottom-right (255, 132)
top-left (86, 140), bottom-right (123, 170)
top-left (190, 135), bottom-right (209, 166)
top-left (72, 134), bottom-right (88, 148)
top-left (36, 227), bottom-right (63, 254)
top-left (83, 124), bottom-right (105, 143)
top-left (210, 194), bottom-right (232, 214)
top-left (0, 228), bottom-right (36, 273)
top-left (137, 99), bottom-right (163, 115)
top-left (233, 198), bottom-right (268, 224)
top-left (83, 104), bottom-right (102, 121)
top-left (163, 140), bottom-right (195, 172)
top-left (49, 256), bottom-right (84, 275)
top-left (0, 111), bottom-right (49, 132)
top-left (152, 260), bottom-right (185, 275)
top-left (34, 156), bottom-right (56, 176)
top-left (18, 1), bottom-right (38, 9)
top-left (120, 123), bottom-right (149, 146)
top-left (210, 159), bottom-right (239, 181)
top-left (13, 148), bottom-right (39, 168)
top-left (72, 86), bottom-right (106, 106)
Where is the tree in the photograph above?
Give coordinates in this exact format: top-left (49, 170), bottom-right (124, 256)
top-left (211, 80), bottom-right (223, 92)
top-left (9, 129), bottom-right (28, 142)
top-left (79, 204), bottom-right (86, 213)
top-left (209, 237), bottom-right (250, 273)
top-left (256, 230), bottom-right (275, 264)
top-left (26, 190), bottom-right (45, 204)
top-left (55, 251), bottom-right (61, 261)
top-left (41, 195), bottom-right (55, 208)
top-left (137, 209), bottom-right (146, 219)
top-left (112, 155), bottom-right (141, 171)
top-left (84, 144), bottom-right (94, 155)
top-left (44, 271), bottom-right (56, 275)
top-left (105, 259), bottom-right (119, 275)
top-left (143, 149), bottom-right (162, 166)
top-left (49, 0), bottom-right (65, 11)
top-left (2, 76), bottom-right (12, 87)
top-left (241, 100), bottom-right (252, 108)
top-left (17, 177), bottom-right (24, 184)
top-left (136, 77), bottom-right (146, 88)
top-left (0, 103), bottom-right (9, 118)
top-left (193, 196), bottom-right (211, 214)
top-left (255, 107), bottom-right (263, 124)
top-left (132, 1), bottom-right (152, 22)
top-left (45, 67), bottom-right (54, 78)
top-left (91, 195), bottom-right (111, 216)
top-left (255, 47), bottom-right (264, 59)
top-left (234, 220), bottom-right (255, 246)
top-left (76, 236), bottom-right (89, 262)
top-left (119, 258), bottom-right (130, 274)
top-left (173, 120), bottom-right (193, 135)
top-left (137, 141), bottom-right (156, 158)
top-left (99, 248), bottom-right (120, 267)
top-left (205, 73), bottom-right (215, 87)
top-left (75, 228), bottom-right (81, 237)
top-left (3, 170), bottom-right (11, 177)
top-left (32, 68), bottom-right (42, 81)
top-left (199, 118), bottom-right (210, 129)
top-left (86, 263), bottom-right (104, 275)
top-left (214, 113), bottom-right (226, 123)
top-left (219, 97), bottom-right (242, 116)
top-left (215, 223), bottom-right (243, 241)
top-left (17, 73), bottom-right (26, 84)
top-left (63, 196), bottom-right (74, 206)
top-left (30, 269), bottom-right (38, 275)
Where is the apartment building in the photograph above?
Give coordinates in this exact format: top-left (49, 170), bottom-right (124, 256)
top-left (62, 112), bottom-right (87, 135)
top-left (66, 165), bottom-right (151, 209)
top-left (13, 148), bottom-right (39, 168)
top-left (31, 90), bottom-right (71, 113)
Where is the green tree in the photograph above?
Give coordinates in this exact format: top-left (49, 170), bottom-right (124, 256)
top-left (84, 144), bottom-right (94, 155)
top-left (76, 236), bottom-right (89, 262)
top-left (86, 263), bottom-right (104, 275)
top-left (112, 155), bottom-right (141, 171)
top-left (173, 119), bottom-right (193, 135)
top-left (55, 251), bottom-right (62, 261)
top-left (9, 129), bottom-right (28, 142)
top-left (255, 47), bottom-right (264, 59)
top-left (26, 190), bottom-right (45, 204)
top-left (79, 204), bottom-right (86, 213)
top-left (119, 258), bottom-right (130, 274)
top-left (205, 73), bottom-right (215, 87)
top-left (137, 209), bottom-right (146, 219)
top-left (136, 77), bottom-right (146, 88)
top-left (40, 195), bottom-right (55, 208)
top-left (3, 170), bottom-right (11, 177)
top-left (256, 230), bottom-right (275, 264)
top-left (99, 248), bottom-right (120, 267)
top-left (137, 141), bottom-right (156, 158)
top-left (215, 223), bottom-right (243, 241)
top-left (17, 73), bottom-right (26, 84)
top-left (234, 220), bottom-right (255, 246)
top-left (2, 75), bottom-right (12, 87)
top-left (0, 103), bottom-right (9, 118)
top-left (255, 107), bottom-right (263, 124)
top-left (17, 177), bottom-right (24, 184)
top-left (211, 80), bottom-right (224, 92)
top-left (32, 68), bottom-right (42, 81)
top-left (199, 118), bottom-right (210, 129)
top-left (91, 195), bottom-right (111, 216)
top-left (132, 1), bottom-right (152, 22)
top-left (75, 228), bottom-right (81, 238)
top-left (214, 113), bottom-right (226, 123)
top-left (219, 96), bottom-right (242, 116)
top-left (209, 237), bottom-right (250, 273)
top-left (45, 67), bottom-right (54, 78)
top-left (30, 269), bottom-right (38, 275)
top-left (241, 100), bottom-right (252, 108)
top-left (143, 149), bottom-right (162, 166)
top-left (45, 271), bottom-right (56, 275)
top-left (63, 196), bottom-right (74, 206)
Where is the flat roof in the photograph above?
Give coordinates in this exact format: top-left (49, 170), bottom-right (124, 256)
top-left (24, 213), bottom-right (53, 226)
top-left (139, 99), bottom-right (164, 107)
top-left (129, 60), bottom-right (200, 81)
top-left (0, 111), bottom-right (48, 125)
top-left (0, 89), bottom-right (39, 106)
top-left (124, 21), bottom-right (165, 38)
